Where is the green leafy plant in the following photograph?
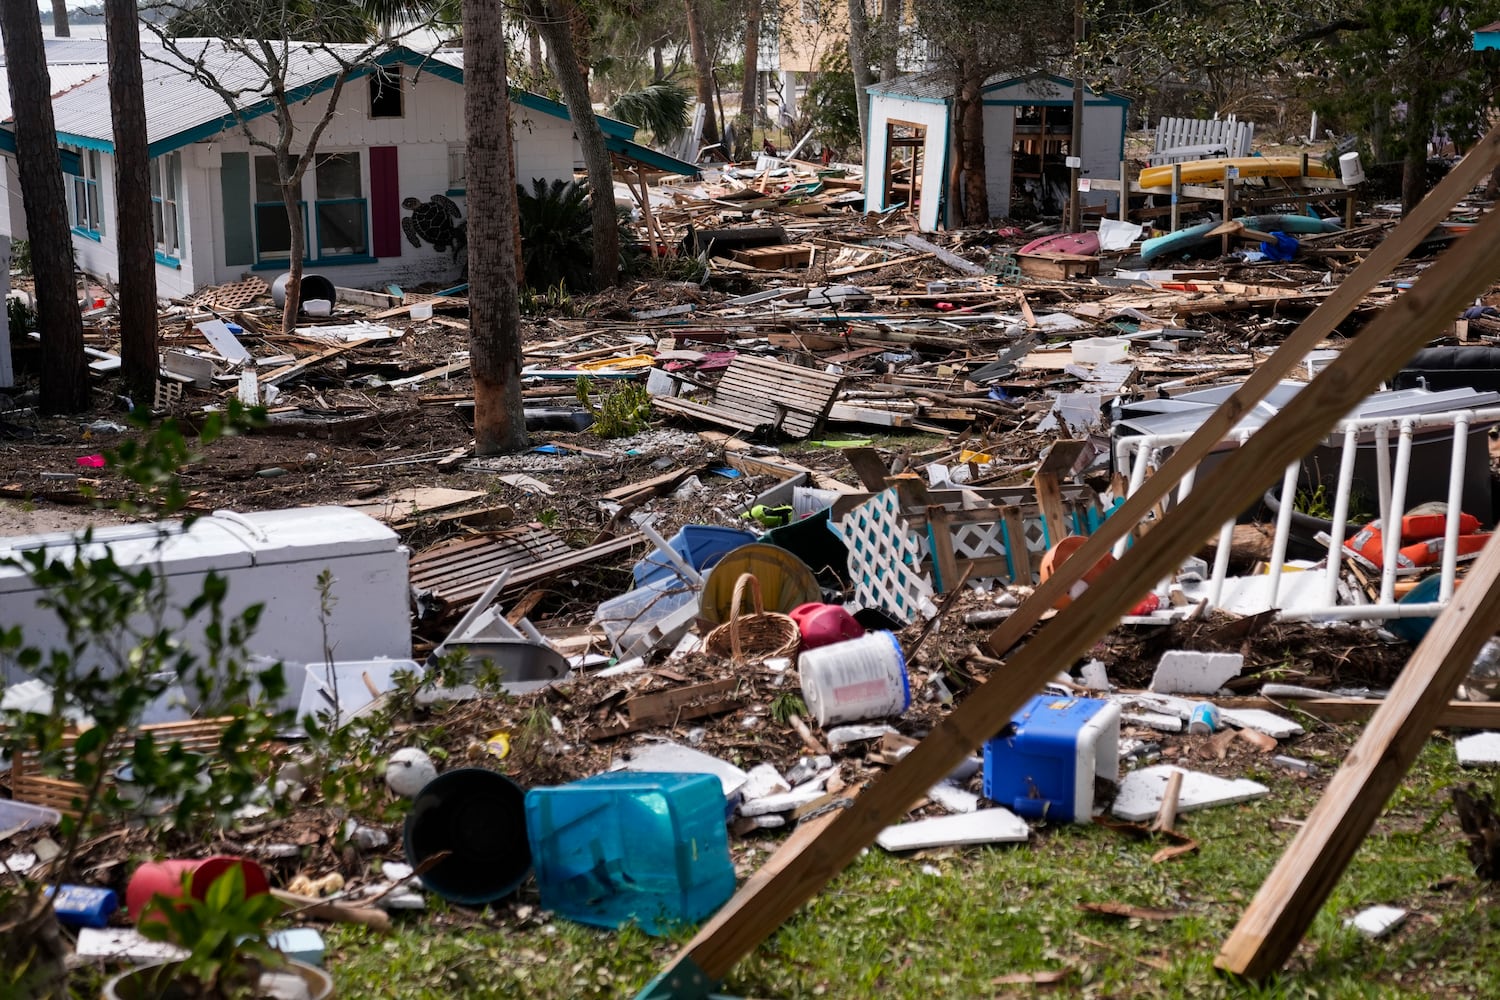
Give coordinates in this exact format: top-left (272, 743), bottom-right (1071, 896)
top-left (0, 403), bottom-right (288, 995)
top-left (517, 178), bottom-right (598, 294)
top-left (134, 866), bottom-right (287, 999)
top-left (9, 237), bottom-right (32, 275)
top-left (575, 376), bottom-right (652, 438)
top-left (7, 294), bottom-right (35, 335)
top-left (803, 51), bottom-right (861, 159)
top-left (769, 691), bottom-right (809, 727)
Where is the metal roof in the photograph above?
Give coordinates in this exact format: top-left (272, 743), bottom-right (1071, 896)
top-left (868, 70), bottom-right (1128, 106)
top-left (14, 40), bottom-right (637, 157)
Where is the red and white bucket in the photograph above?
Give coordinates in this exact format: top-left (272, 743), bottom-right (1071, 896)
top-left (798, 630), bottom-right (910, 726)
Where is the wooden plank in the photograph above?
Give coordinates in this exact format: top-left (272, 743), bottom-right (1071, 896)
top-left (1219, 533), bottom-right (1500, 978)
top-left (843, 447), bottom-right (891, 492)
top-left (926, 506), bottom-right (962, 593)
top-left (999, 505), bottom-right (1032, 583)
top-left (985, 123), bottom-right (1500, 658)
top-left (260, 342), bottom-right (362, 387)
top-left (902, 233), bottom-right (986, 276)
top-left (644, 141), bottom-right (1500, 992)
top-left (626, 677), bottom-right (742, 724)
top-left (1229, 697), bottom-right (1500, 729)
top-left (1033, 472), bottom-right (1068, 546)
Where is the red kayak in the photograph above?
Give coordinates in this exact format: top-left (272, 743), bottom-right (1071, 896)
top-left (1017, 232), bottom-right (1101, 256)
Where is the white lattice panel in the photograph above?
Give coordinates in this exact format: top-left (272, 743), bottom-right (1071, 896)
top-left (839, 490), bottom-right (937, 624)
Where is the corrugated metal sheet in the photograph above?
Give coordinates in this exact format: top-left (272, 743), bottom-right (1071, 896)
top-left (45, 38), bottom-right (367, 146)
top-left (867, 72), bottom-right (951, 101)
top-left (0, 64), bottom-right (106, 122)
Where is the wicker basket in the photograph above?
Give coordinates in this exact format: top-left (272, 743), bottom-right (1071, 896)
top-left (703, 573), bottom-right (801, 661)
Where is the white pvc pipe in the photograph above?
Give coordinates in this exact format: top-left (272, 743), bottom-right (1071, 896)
top-left (1374, 422), bottom-right (1392, 529)
top-left (1208, 518), bottom-right (1235, 608)
top-left (1115, 444), bottom-right (1154, 559)
top-left (1379, 420), bottom-right (1414, 606)
top-left (1278, 601), bottom-right (1447, 622)
top-left (1323, 426), bottom-right (1360, 605)
top-left (1266, 462), bottom-right (1301, 607)
top-left (1440, 416), bottom-right (1471, 601)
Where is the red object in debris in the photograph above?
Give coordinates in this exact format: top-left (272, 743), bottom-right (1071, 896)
top-left (789, 603), bottom-right (864, 649)
top-left (934, 302), bottom-right (956, 311)
top-left (126, 856), bottom-right (270, 923)
top-left (75, 454), bottom-right (105, 468)
top-left (1129, 592), bottom-right (1161, 616)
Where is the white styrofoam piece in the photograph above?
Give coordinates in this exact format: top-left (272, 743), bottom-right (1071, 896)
top-left (1178, 569), bottom-right (1326, 617)
top-left (1346, 905), bottom-right (1407, 938)
top-left (1122, 711), bottom-right (1183, 733)
top-left (1218, 707), bottom-right (1304, 739)
top-left (1455, 731), bottom-right (1500, 767)
top-left (875, 808), bottom-right (1030, 852)
top-left (1117, 692), bottom-right (1196, 718)
top-left (825, 723), bottom-right (897, 747)
top-left (927, 780), bottom-right (979, 815)
top-left (194, 319), bottom-right (252, 363)
top-left (617, 741), bottom-right (750, 799)
top-left (1079, 659), bottom-right (1112, 690)
top-left (75, 927), bottom-right (186, 963)
top-left (1111, 765), bottom-right (1269, 822)
top-left (740, 763), bottom-right (791, 801)
top-left (1150, 651), bottom-right (1244, 695)
top-left (737, 784), bottom-right (828, 817)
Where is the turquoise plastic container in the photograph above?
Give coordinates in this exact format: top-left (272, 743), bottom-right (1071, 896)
top-left (524, 771), bottom-right (734, 935)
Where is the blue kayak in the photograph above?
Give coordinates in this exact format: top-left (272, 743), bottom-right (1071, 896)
top-left (1141, 213), bottom-right (1341, 264)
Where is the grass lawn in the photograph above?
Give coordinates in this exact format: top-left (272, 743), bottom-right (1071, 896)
top-left (326, 738), bottom-right (1500, 999)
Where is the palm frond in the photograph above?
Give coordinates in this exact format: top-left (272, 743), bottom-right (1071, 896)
top-left (608, 81), bottom-right (692, 144)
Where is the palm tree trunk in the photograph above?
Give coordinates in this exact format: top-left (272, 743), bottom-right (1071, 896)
top-left (740, 0), bottom-right (761, 121)
top-left (525, 0), bottom-right (619, 288)
top-left (50, 0), bottom-right (70, 37)
top-left (0, 0), bottom-right (87, 413)
top-left (684, 0), bottom-right (718, 146)
top-left (105, 0), bottom-right (159, 408)
top-left (465, 0), bottom-right (527, 454)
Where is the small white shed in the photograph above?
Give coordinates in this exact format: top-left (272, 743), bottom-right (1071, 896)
top-left (864, 71), bottom-right (1130, 230)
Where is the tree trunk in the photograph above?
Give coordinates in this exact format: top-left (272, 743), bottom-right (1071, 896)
top-left (684, 0), bottom-right (719, 146)
top-left (878, 0), bottom-right (899, 81)
top-left (740, 0), bottom-right (761, 122)
top-left (846, 0), bottom-right (874, 157)
top-left (50, 0), bottom-right (70, 37)
top-left (527, 25), bottom-right (543, 80)
top-left (652, 40), bottom-right (665, 83)
top-left (1402, 90), bottom-right (1433, 214)
top-left (0, 1), bottom-right (87, 413)
top-left (465, 0), bottom-right (528, 455)
top-left (105, 0), bottom-right (158, 408)
top-left (525, 0), bottom-right (620, 288)
top-left (957, 67), bottom-right (989, 224)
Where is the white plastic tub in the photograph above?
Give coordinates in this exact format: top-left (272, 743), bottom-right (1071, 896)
top-left (1071, 337), bottom-right (1129, 365)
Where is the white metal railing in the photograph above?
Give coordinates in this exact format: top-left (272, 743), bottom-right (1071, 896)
top-left (1114, 404), bottom-right (1500, 623)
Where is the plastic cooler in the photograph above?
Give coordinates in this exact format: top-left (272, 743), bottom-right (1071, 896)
top-left (523, 771), bottom-right (735, 935)
top-left (983, 695), bottom-right (1120, 824)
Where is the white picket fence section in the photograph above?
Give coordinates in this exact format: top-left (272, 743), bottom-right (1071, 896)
top-left (1149, 116), bottom-right (1255, 166)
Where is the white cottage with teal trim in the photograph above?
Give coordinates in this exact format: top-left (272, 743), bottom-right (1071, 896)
top-left (863, 71), bottom-right (1129, 230)
top-left (0, 39), bottom-right (695, 298)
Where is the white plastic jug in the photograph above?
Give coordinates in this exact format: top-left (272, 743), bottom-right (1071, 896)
top-left (799, 631), bottom-right (910, 726)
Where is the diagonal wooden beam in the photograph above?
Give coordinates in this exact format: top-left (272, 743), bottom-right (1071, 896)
top-left (1217, 533), bottom-right (1500, 977)
top-left (638, 176), bottom-right (1500, 998)
top-left (986, 124), bottom-right (1500, 657)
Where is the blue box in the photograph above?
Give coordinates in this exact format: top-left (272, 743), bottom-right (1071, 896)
top-left (983, 695), bottom-right (1120, 824)
top-left (524, 771), bottom-right (735, 935)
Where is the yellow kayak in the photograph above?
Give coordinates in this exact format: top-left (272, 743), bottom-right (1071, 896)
top-left (1139, 156), bottom-right (1336, 188)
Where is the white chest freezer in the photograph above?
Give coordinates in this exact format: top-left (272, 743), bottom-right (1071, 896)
top-left (0, 507), bottom-right (411, 685)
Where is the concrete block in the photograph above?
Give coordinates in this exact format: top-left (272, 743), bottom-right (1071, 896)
top-left (1150, 651), bottom-right (1244, 695)
top-left (1111, 765), bottom-right (1269, 822)
top-left (739, 762), bottom-right (790, 801)
top-left (1456, 731), bottom-right (1500, 768)
top-left (875, 808), bottom-right (1030, 852)
top-left (1345, 905), bottom-right (1406, 939)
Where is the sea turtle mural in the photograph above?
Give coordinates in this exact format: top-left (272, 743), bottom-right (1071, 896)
top-left (401, 195), bottom-right (465, 257)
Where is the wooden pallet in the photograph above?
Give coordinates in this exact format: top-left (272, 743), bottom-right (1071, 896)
top-left (730, 242), bottom-right (816, 270)
top-left (409, 529), bottom-right (645, 614)
top-left (654, 355), bottom-right (844, 440)
top-left (8, 718), bottom-right (232, 817)
top-left (1017, 252), bottom-right (1100, 280)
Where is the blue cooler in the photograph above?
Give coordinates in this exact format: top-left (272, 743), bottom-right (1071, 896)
top-left (524, 771), bottom-right (735, 935)
top-left (983, 695), bottom-right (1120, 824)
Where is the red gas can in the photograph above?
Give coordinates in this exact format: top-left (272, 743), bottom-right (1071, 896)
top-left (789, 603), bottom-right (864, 650)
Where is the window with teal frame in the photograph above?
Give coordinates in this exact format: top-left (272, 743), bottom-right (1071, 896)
top-left (69, 148), bottom-right (104, 239)
top-left (150, 151), bottom-right (183, 266)
top-left (313, 152), bottom-right (367, 258)
top-left (254, 153), bottom-right (304, 263)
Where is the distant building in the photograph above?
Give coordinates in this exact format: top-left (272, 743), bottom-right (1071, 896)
top-left (0, 38), bottom-right (695, 296)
